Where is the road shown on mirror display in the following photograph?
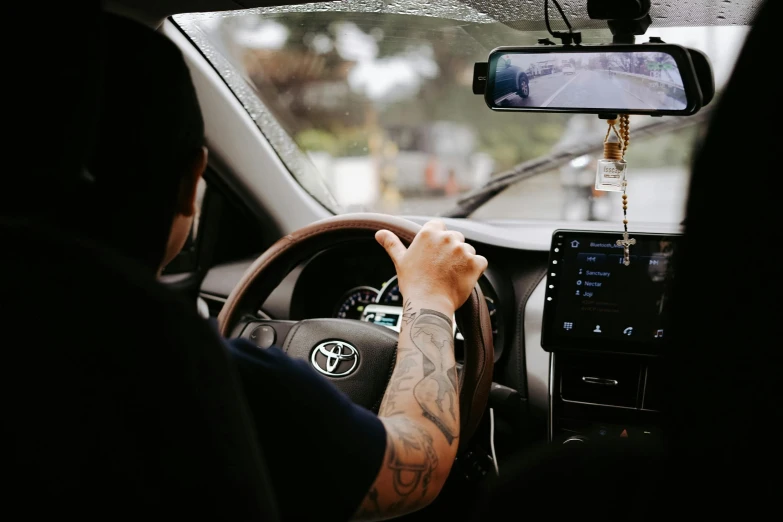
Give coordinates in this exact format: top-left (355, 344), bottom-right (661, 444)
top-left (496, 70), bottom-right (683, 110)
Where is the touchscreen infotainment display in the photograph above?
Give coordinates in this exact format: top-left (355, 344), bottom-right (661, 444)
top-left (542, 230), bottom-right (679, 354)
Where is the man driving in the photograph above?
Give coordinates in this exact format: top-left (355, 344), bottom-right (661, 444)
top-left (86, 14), bottom-right (487, 521)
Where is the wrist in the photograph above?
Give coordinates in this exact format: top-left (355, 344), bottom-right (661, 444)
top-left (403, 293), bottom-right (456, 316)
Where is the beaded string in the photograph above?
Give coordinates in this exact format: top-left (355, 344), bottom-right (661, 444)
top-left (616, 114), bottom-right (635, 266)
top-left (619, 114), bottom-right (630, 234)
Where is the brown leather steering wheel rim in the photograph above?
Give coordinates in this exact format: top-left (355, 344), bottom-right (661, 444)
top-left (218, 213), bottom-right (494, 451)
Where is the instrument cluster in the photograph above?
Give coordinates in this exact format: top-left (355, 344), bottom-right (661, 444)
top-left (288, 243), bottom-right (508, 362)
top-left (333, 275), bottom-right (501, 345)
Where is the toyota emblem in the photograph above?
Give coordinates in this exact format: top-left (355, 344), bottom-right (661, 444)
top-left (311, 341), bottom-right (359, 377)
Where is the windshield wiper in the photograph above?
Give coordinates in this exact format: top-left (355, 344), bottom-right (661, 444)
top-left (441, 107), bottom-right (714, 218)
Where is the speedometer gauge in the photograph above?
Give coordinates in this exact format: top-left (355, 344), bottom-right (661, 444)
top-left (334, 286), bottom-right (379, 319)
top-left (377, 275), bottom-right (402, 305)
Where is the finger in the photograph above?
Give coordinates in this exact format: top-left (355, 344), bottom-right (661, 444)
top-left (460, 243), bottom-right (476, 256)
top-left (375, 230), bottom-right (407, 265)
top-left (473, 255), bottom-right (489, 273)
top-left (422, 219), bottom-right (447, 232)
top-left (445, 230), bottom-right (465, 243)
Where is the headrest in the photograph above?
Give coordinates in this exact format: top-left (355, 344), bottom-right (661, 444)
top-left (666, 0), bottom-right (780, 509)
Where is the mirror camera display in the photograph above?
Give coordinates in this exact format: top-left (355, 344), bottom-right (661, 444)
top-left (492, 51), bottom-right (687, 111)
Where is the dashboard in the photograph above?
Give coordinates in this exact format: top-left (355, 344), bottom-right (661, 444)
top-left (287, 241), bottom-right (508, 362)
top-left (198, 218), bottom-right (683, 450)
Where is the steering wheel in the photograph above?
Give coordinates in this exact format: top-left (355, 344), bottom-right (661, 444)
top-left (218, 214), bottom-right (494, 450)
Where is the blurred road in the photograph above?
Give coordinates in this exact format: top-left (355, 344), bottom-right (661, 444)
top-left (396, 168), bottom-right (689, 225)
top-left (498, 70), bottom-right (656, 110)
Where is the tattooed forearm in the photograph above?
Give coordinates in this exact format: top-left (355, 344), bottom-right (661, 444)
top-left (387, 418), bottom-right (438, 501)
top-left (402, 298), bottom-right (417, 325)
top-left (355, 417), bottom-right (439, 519)
top-left (354, 487), bottom-right (381, 519)
top-left (357, 300), bottom-right (459, 520)
top-left (409, 309), bottom-right (459, 444)
top-left (378, 306), bottom-right (459, 444)
top-left (378, 351), bottom-right (417, 417)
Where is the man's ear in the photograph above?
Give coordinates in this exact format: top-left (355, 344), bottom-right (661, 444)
top-left (178, 146), bottom-right (208, 217)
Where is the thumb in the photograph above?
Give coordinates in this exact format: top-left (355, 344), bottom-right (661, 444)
top-left (375, 230), bottom-right (406, 265)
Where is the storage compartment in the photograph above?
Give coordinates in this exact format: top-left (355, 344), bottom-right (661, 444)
top-left (560, 355), bottom-right (642, 408)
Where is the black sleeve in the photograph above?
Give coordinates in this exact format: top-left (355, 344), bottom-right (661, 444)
top-left (226, 339), bottom-right (387, 522)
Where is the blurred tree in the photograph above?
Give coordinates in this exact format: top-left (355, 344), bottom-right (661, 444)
top-left (599, 52), bottom-right (610, 70)
top-left (625, 125), bottom-right (699, 168)
top-left (609, 52), bottom-right (633, 72)
top-left (216, 12), bottom-right (571, 172)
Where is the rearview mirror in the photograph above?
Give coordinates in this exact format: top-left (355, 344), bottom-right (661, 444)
top-left (484, 44), bottom-right (703, 116)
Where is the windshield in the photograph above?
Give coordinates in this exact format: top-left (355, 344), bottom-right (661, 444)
top-left (174, 8), bottom-right (747, 223)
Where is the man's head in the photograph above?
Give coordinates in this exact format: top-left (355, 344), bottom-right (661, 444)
top-left (86, 14), bottom-right (207, 272)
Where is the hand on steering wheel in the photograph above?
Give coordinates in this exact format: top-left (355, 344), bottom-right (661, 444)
top-left (218, 214), bottom-right (494, 450)
top-left (375, 220), bottom-right (488, 315)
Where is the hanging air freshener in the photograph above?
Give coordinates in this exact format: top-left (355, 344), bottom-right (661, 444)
top-left (595, 117), bottom-right (627, 192)
top-left (596, 115), bottom-right (636, 266)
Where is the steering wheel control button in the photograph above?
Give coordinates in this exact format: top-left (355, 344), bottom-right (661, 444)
top-left (250, 324), bottom-right (276, 349)
top-left (311, 341), bottom-right (359, 377)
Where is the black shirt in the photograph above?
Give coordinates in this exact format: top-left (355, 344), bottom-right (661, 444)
top-left (226, 339), bottom-right (387, 521)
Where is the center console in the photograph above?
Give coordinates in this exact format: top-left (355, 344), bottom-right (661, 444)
top-left (541, 230), bottom-right (678, 444)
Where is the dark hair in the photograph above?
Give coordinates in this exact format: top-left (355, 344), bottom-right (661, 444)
top-left (85, 13), bottom-right (205, 271)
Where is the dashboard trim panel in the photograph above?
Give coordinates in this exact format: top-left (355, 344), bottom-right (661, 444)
top-left (549, 354), bottom-right (555, 442)
top-left (199, 291), bottom-right (227, 303)
top-left (524, 275), bottom-right (552, 438)
top-left (560, 398), bottom-right (639, 411)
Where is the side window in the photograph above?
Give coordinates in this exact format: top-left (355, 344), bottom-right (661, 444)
top-left (160, 163), bottom-right (274, 307)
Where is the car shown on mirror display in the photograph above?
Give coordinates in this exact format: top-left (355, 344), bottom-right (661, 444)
top-left (494, 55), bottom-right (530, 100)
